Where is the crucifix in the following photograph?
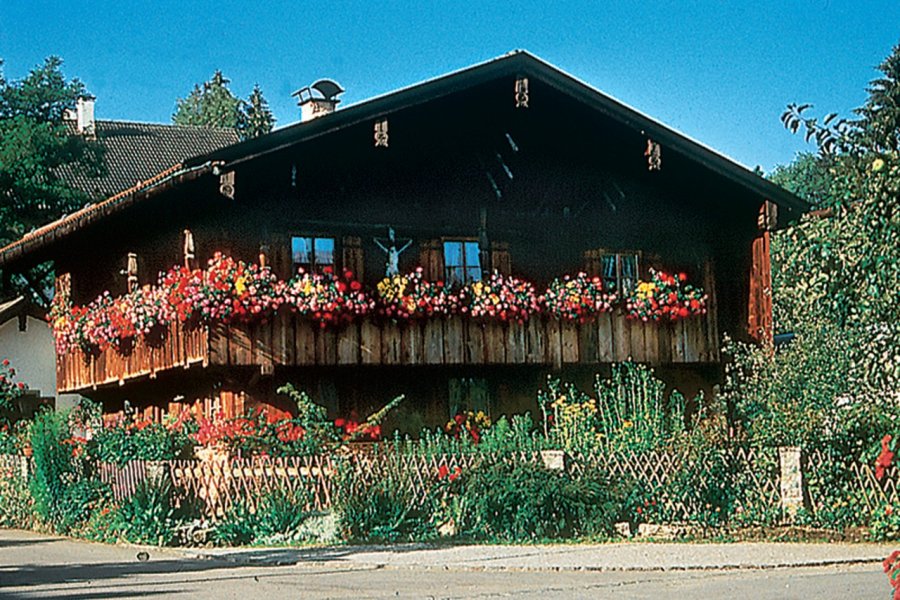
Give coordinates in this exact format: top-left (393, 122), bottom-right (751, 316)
top-left (373, 227), bottom-right (412, 277)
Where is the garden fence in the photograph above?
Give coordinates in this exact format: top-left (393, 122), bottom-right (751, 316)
top-left (2, 447), bottom-right (895, 525)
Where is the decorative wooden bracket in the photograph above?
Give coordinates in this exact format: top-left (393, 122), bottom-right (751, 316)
top-left (126, 253), bottom-right (139, 293)
top-left (514, 77), bottom-right (529, 108)
top-left (219, 171), bottom-right (235, 199)
top-left (54, 272), bottom-right (71, 310)
top-left (374, 118), bottom-right (389, 147)
top-left (645, 139), bottom-right (661, 171)
top-left (183, 229), bottom-right (196, 269)
top-left (757, 200), bottom-right (778, 231)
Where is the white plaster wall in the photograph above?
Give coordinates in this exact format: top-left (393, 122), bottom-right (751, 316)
top-left (0, 316), bottom-right (58, 399)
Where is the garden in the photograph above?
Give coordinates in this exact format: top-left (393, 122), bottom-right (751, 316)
top-left (2, 353), bottom-right (899, 549)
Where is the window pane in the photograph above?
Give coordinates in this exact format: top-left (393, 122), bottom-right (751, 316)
top-left (292, 237), bottom-right (312, 265)
top-left (464, 242), bottom-right (481, 271)
top-left (446, 266), bottom-right (467, 287)
top-left (443, 241), bottom-right (463, 267)
top-left (601, 255), bottom-right (617, 290)
top-left (466, 267), bottom-right (482, 283)
top-left (314, 238), bottom-right (335, 265)
top-left (620, 255), bottom-right (638, 293)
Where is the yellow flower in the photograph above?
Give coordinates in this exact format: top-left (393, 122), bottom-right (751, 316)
top-left (873, 158), bottom-right (885, 172)
top-left (622, 420), bottom-right (634, 429)
top-left (234, 276), bottom-right (247, 295)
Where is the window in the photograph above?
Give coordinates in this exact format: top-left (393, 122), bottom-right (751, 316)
top-left (291, 236), bottom-right (335, 274)
top-left (443, 240), bottom-right (481, 286)
top-left (448, 378), bottom-right (490, 418)
top-left (600, 252), bottom-right (639, 294)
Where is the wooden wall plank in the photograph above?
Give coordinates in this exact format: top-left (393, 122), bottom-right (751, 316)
top-left (381, 321), bottom-right (402, 365)
top-left (629, 318), bottom-right (646, 363)
top-left (317, 328), bottom-right (337, 365)
top-left (525, 318), bottom-right (545, 364)
top-left (465, 321), bottom-right (485, 364)
top-left (424, 319), bottom-right (444, 364)
top-left (546, 319), bottom-right (562, 370)
top-left (444, 317), bottom-right (464, 364)
top-left (596, 313), bottom-right (614, 362)
top-left (400, 322), bottom-right (424, 365)
top-left (612, 311), bottom-right (629, 362)
top-left (644, 321), bottom-right (660, 365)
top-left (561, 321), bottom-right (579, 364)
top-left (294, 318), bottom-right (316, 365)
top-left (507, 321), bottom-right (526, 364)
top-left (672, 319), bottom-right (686, 362)
top-left (484, 321), bottom-right (506, 364)
top-left (578, 319), bottom-right (598, 364)
top-left (360, 319), bottom-right (381, 365)
top-left (337, 323), bottom-right (360, 365)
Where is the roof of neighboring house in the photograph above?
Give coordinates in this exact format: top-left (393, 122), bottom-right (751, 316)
top-left (0, 50), bottom-right (807, 269)
top-left (0, 296), bottom-right (45, 325)
top-left (61, 120), bottom-right (239, 200)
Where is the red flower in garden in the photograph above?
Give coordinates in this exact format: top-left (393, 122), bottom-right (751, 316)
top-left (438, 465), bottom-right (450, 480)
top-left (449, 466), bottom-right (462, 482)
top-left (876, 435), bottom-right (894, 481)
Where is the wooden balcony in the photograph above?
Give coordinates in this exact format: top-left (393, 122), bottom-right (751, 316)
top-left (58, 309), bottom-right (718, 393)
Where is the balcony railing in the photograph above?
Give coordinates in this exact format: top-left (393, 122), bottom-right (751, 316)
top-left (58, 309), bottom-right (718, 393)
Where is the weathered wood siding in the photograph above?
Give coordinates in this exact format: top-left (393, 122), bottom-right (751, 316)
top-left (209, 310), bottom-right (718, 369)
top-left (57, 322), bottom-right (209, 393)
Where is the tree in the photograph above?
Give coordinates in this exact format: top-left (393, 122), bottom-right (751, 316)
top-left (172, 72), bottom-right (275, 139)
top-left (0, 56), bottom-right (104, 246)
top-left (243, 84), bottom-right (274, 139)
top-left (0, 56), bottom-right (105, 307)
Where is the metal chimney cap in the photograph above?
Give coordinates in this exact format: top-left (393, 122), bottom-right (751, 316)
top-left (292, 79), bottom-right (344, 104)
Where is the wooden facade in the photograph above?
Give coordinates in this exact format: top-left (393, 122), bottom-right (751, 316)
top-left (2, 52), bottom-right (805, 423)
top-left (58, 309), bottom-right (720, 395)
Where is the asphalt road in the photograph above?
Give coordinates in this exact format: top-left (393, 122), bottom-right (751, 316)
top-left (0, 530), bottom-right (891, 599)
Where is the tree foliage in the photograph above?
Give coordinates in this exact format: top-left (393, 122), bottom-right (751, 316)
top-left (0, 56), bottom-right (104, 247)
top-left (172, 71), bottom-right (274, 139)
top-left (731, 42), bottom-right (900, 449)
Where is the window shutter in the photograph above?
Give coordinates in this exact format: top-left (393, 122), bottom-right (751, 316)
top-left (583, 249), bottom-right (601, 277)
top-left (419, 239), bottom-right (443, 281)
top-left (748, 232), bottom-right (773, 345)
top-left (490, 241), bottom-right (511, 275)
top-left (341, 236), bottom-right (364, 280)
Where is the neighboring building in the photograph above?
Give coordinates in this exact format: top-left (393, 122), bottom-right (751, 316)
top-left (61, 97), bottom-right (240, 201)
top-left (0, 52), bottom-right (806, 430)
top-left (0, 297), bottom-right (67, 414)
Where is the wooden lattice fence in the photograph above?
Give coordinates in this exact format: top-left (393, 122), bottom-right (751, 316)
top-left (805, 448), bottom-right (900, 517)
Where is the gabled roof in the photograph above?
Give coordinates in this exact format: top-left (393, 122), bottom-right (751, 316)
top-left (187, 50), bottom-right (807, 213)
top-left (0, 50), bottom-right (806, 269)
top-left (61, 120), bottom-right (239, 200)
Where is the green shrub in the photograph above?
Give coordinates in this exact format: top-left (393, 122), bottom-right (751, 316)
top-left (456, 460), bottom-right (619, 542)
top-left (114, 478), bottom-right (201, 546)
top-left (29, 409), bottom-right (100, 533)
top-left (87, 421), bottom-right (194, 465)
top-left (0, 474), bottom-right (33, 529)
top-left (335, 472), bottom-right (428, 543)
top-left (213, 487), bottom-right (315, 546)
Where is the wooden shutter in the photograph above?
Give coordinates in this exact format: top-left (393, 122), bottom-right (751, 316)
top-left (341, 235), bottom-right (364, 280)
top-left (490, 241), bottom-right (511, 275)
top-left (419, 239), bottom-right (443, 281)
top-left (747, 231), bottom-right (773, 345)
top-left (583, 249), bottom-right (601, 277)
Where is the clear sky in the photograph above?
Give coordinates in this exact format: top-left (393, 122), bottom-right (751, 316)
top-left (1, 1), bottom-right (898, 172)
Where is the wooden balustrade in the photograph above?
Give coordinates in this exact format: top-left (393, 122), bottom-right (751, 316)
top-left (57, 321), bottom-right (210, 393)
top-left (57, 309), bottom-right (718, 393)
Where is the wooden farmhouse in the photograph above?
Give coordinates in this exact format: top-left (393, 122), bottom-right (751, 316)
top-left (0, 52), bottom-right (806, 431)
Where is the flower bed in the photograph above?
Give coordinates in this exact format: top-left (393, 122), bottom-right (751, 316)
top-left (50, 255), bottom-right (707, 355)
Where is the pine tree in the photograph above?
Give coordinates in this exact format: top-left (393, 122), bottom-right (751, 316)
top-left (172, 70), bottom-right (245, 130)
top-left (243, 84), bottom-right (275, 139)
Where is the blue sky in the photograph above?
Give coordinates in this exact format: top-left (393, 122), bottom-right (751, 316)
top-left (1, 1), bottom-right (898, 172)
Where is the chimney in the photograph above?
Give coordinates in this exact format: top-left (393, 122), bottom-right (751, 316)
top-left (292, 79), bottom-right (344, 122)
top-left (75, 95), bottom-right (96, 137)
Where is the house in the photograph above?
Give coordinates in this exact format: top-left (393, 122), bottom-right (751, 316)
top-left (0, 297), bottom-right (61, 415)
top-left (0, 52), bottom-right (806, 431)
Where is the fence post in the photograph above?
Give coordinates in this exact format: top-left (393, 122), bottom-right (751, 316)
top-left (779, 446), bottom-right (804, 523)
top-left (540, 450), bottom-right (568, 471)
top-left (19, 455), bottom-right (29, 481)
